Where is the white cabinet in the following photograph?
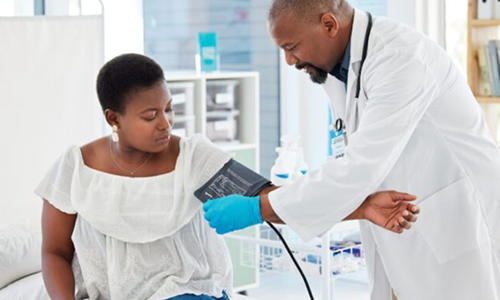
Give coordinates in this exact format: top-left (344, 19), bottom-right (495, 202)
top-left (165, 71), bottom-right (261, 292)
top-left (165, 71), bottom-right (260, 160)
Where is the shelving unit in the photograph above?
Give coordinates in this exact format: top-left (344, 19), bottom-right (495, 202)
top-left (165, 71), bottom-right (260, 166)
top-left (165, 71), bottom-right (261, 292)
top-left (467, 0), bottom-right (500, 143)
top-left (226, 222), bottom-right (366, 300)
top-left (467, 0), bottom-right (500, 103)
top-left (475, 96), bottom-right (500, 103)
top-left (470, 18), bottom-right (500, 27)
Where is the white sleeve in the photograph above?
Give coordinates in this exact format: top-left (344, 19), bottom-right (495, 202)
top-left (184, 134), bottom-right (232, 191)
top-left (34, 146), bottom-right (78, 214)
top-left (269, 50), bottom-right (440, 241)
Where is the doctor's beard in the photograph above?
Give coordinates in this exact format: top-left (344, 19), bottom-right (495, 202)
top-left (296, 63), bottom-right (328, 84)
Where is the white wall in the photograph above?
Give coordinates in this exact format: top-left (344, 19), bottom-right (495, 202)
top-left (0, 0), bottom-right (33, 16)
top-left (387, 0), bottom-right (416, 27)
top-left (0, 0), bottom-right (147, 228)
top-left (44, 0), bottom-right (144, 61)
top-left (279, 54), bottom-right (330, 171)
top-left (388, 0), bottom-right (447, 47)
top-left (100, 0), bottom-right (144, 61)
top-left (0, 16), bottom-right (104, 227)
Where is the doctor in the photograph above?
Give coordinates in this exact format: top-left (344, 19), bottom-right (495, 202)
top-left (204, 0), bottom-right (500, 299)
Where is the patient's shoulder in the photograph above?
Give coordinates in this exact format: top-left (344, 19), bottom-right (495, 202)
top-left (185, 133), bottom-right (211, 146)
top-left (182, 134), bottom-right (232, 185)
top-left (184, 134), bottom-right (224, 157)
top-left (80, 137), bottom-right (109, 169)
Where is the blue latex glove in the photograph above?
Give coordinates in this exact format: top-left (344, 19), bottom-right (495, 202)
top-left (203, 195), bottom-right (263, 234)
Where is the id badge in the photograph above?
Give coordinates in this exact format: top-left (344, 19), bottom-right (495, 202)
top-left (331, 129), bottom-right (346, 159)
top-left (330, 118), bottom-right (347, 159)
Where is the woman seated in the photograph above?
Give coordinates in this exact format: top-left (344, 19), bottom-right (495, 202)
top-left (36, 53), bottom-right (417, 300)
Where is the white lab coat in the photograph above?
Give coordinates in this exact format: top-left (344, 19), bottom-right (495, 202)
top-left (269, 9), bottom-right (500, 300)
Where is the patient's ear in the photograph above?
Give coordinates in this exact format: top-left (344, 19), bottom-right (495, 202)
top-left (104, 109), bottom-right (119, 127)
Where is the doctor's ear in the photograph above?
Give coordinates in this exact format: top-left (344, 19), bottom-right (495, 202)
top-left (321, 13), bottom-right (340, 37)
top-left (104, 108), bottom-right (120, 127)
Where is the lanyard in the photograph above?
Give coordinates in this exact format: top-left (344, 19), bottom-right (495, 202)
top-left (355, 12), bottom-right (373, 99)
top-left (331, 12), bottom-right (373, 158)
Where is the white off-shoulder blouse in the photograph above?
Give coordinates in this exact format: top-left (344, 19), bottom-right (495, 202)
top-left (35, 135), bottom-right (233, 300)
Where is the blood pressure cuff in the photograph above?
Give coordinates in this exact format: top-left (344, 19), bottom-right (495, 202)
top-left (194, 159), bottom-right (273, 203)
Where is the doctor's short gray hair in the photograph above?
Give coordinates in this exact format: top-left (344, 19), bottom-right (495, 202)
top-left (268, 0), bottom-right (345, 25)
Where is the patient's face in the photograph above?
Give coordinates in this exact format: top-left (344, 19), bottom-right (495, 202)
top-left (117, 81), bottom-right (175, 153)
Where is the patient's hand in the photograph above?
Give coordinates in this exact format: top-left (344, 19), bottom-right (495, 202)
top-left (358, 191), bottom-right (419, 234)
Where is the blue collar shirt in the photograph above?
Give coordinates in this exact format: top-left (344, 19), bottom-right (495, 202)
top-left (329, 40), bottom-right (351, 88)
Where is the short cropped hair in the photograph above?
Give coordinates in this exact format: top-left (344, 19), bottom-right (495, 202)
top-left (96, 53), bottom-right (165, 114)
top-left (268, 0), bottom-right (343, 25)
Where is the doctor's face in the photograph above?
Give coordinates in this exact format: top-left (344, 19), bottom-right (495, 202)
top-left (269, 12), bottom-right (341, 84)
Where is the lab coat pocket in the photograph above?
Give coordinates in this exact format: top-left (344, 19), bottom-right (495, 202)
top-left (415, 176), bottom-right (490, 265)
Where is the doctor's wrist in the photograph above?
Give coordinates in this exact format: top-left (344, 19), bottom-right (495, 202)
top-left (344, 200), bottom-right (367, 221)
top-left (258, 194), bottom-right (285, 224)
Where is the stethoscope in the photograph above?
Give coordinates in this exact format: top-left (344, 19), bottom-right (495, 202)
top-left (335, 11), bottom-right (373, 133)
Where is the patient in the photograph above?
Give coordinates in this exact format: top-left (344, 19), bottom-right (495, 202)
top-left (35, 53), bottom-right (418, 300)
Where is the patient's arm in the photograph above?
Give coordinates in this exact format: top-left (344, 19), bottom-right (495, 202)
top-left (41, 199), bottom-right (77, 300)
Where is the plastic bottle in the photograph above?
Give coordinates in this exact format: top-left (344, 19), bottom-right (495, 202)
top-left (270, 148), bottom-right (291, 186)
top-left (270, 135), bottom-right (308, 185)
top-left (297, 151), bottom-right (309, 176)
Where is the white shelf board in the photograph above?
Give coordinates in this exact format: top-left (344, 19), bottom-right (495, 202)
top-left (175, 115), bottom-right (196, 123)
top-left (165, 70), bottom-right (259, 81)
top-left (216, 142), bottom-right (258, 152)
top-left (206, 110), bottom-right (240, 119)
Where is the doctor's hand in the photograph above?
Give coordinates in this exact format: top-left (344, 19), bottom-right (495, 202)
top-left (203, 195), bottom-right (263, 235)
top-left (359, 191), bottom-right (419, 234)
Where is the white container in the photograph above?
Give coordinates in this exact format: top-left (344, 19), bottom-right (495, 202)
top-left (169, 82), bottom-right (195, 116)
top-left (495, 0), bottom-right (500, 18)
top-left (173, 115), bottom-right (195, 137)
top-left (297, 152), bottom-right (309, 175)
top-left (478, 0), bottom-right (494, 19)
top-left (270, 148), bottom-right (292, 186)
top-left (206, 118), bottom-right (237, 142)
top-left (206, 110), bottom-right (239, 142)
top-left (206, 79), bottom-right (239, 111)
top-left (270, 135), bottom-right (308, 185)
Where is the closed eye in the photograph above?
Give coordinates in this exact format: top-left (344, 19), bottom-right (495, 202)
top-left (284, 43), bottom-right (297, 51)
top-left (144, 111), bottom-right (157, 121)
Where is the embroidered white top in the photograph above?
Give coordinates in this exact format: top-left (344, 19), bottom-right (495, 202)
top-left (35, 135), bottom-right (233, 300)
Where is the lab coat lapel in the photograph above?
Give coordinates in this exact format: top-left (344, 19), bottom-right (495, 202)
top-left (345, 9), bottom-right (370, 136)
top-left (324, 76), bottom-right (347, 121)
